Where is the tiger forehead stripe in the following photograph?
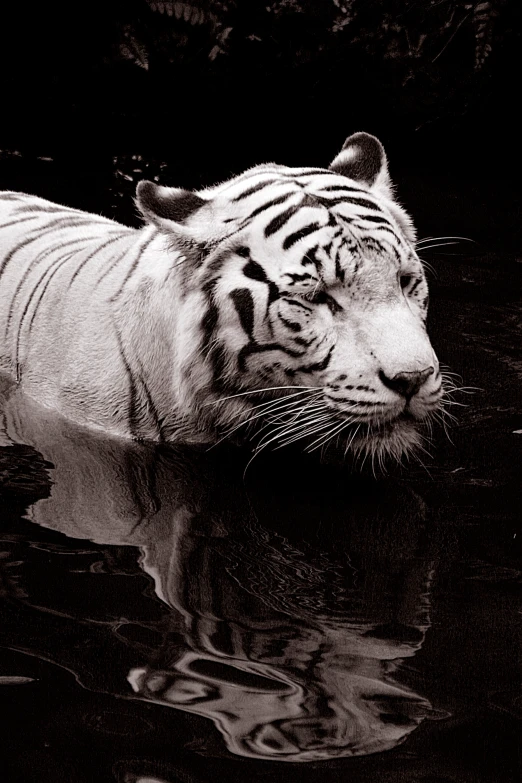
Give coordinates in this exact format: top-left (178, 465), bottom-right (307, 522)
top-left (247, 192), bottom-right (295, 221)
top-left (231, 179), bottom-right (279, 202)
top-left (264, 205), bottom-right (302, 237)
top-left (283, 223), bottom-right (322, 250)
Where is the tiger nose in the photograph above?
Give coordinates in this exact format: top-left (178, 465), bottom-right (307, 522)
top-left (379, 367), bottom-right (434, 399)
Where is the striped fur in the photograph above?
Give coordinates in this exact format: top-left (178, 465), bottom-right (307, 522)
top-left (0, 133), bottom-right (443, 459)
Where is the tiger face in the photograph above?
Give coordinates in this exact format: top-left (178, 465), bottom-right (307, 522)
top-left (137, 132), bottom-right (443, 461)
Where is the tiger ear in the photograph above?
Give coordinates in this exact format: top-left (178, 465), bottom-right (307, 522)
top-left (329, 132), bottom-right (391, 194)
top-left (136, 180), bottom-right (207, 231)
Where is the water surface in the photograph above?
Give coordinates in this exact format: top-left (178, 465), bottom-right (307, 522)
top-left (0, 178), bottom-right (521, 781)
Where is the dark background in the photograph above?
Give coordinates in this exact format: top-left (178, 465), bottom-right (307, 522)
top-left (0, 0), bottom-right (521, 246)
top-left (1, 5), bottom-right (522, 780)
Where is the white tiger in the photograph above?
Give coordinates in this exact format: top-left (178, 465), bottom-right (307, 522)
top-left (0, 132), bottom-right (443, 460)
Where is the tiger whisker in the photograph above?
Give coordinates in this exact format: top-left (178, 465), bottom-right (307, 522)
top-left (219, 396), bottom-right (322, 443)
top-left (242, 388), bottom-right (324, 415)
top-left (431, 409), bottom-right (455, 444)
top-left (250, 403), bottom-right (332, 448)
top-left (244, 402), bottom-right (327, 440)
top-left (417, 242), bottom-right (462, 252)
top-left (274, 404), bottom-right (369, 451)
top-left (256, 412), bottom-right (336, 451)
top-left (254, 396), bottom-right (328, 428)
top-left (306, 417), bottom-right (353, 449)
top-left (444, 385), bottom-right (482, 395)
top-left (437, 405), bottom-right (459, 422)
top-left (273, 416), bottom-right (339, 448)
top-left (306, 418), bottom-right (355, 452)
top-left (229, 395), bottom-right (320, 428)
top-left (208, 396), bottom-right (315, 450)
top-left (206, 385), bottom-right (318, 406)
top-left (260, 407), bottom-right (333, 438)
top-left (344, 424), bottom-right (362, 457)
top-left (416, 236), bottom-right (476, 245)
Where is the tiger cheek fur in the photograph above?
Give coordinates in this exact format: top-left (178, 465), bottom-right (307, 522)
top-left (0, 132), bottom-right (444, 461)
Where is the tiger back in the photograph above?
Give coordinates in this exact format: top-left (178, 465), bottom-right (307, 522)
top-left (0, 133), bottom-right (444, 460)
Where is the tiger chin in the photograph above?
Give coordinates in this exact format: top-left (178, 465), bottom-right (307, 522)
top-left (0, 132), bottom-right (443, 463)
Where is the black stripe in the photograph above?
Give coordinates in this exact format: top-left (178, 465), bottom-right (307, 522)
top-left (68, 233), bottom-right (126, 287)
top-left (238, 341), bottom-right (305, 372)
top-left (111, 232), bottom-right (157, 301)
top-left (370, 237), bottom-right (402, 263)
top-left (14, 204), bottom-right (74, 215)
top-left (15, 245), bottom-right (81, 364)
top-left (278, 315), bottom-right (302, 332)
top-left (315, 195), bottom-right (382, 212)
top-left (294, 335), bottom-right (316, 346)
top-left (232, 179), bottom-right (278, 201)
top-left (134, 358), bottom-right (165, 442)
top-left (32, 216), bottom-right (93, 231)
top-left (284, 168), bottom-right (339, 177)
top-left (264, 204), bottom-right (301, 237)
top-left (341, 197), bottom-right (381, 211)
top-left (230, 288), bottom-right (255, 339)
top-left (320, 183), bottom-right (368, 193)
top-left (284, 272), bottom-right (315, 284)
top-left (360, 224), bottom-right (400, 241)
top-left (408, 277), bottom-right (423, 296)
top-left (113, 324), bottom-right (139, 438)
top-left (243, 257), bottom-right (280, 303)
top-left (282, 222), bottom-right (321, 250)
top-left (267, 280), bottom-right (280, 304)
top-left (13, 201), bottom-right (103, 218)
top-left (208, 340), bottom-right (230, 391)
top-left (0, 220), bottom-right (101, 286)
top-left (0, 193), bottom-right (27, 201)
top-left (200, 280), bottom-right (234, 393)
top-left (205, 249), bottom-right (236, 278)
top-left (284, 298), bottom-right (313, 312)
top-left (0, 215), bottom-right (40, 232)
top-left (294, 345), bottom-right (333, 373)
top-left (5, 236), bottom-right (88, 335)
top-left (0, 234), bottom-right (50, 284)
top-left (95, 244), bottom-right (134, 287)
top-left (335, 249), bottom-right (345, 283)
top-left (248, 193), bottom-right (294, 221)
top-left (201, 283), bottom-right (219, 351)
top-left (243, 259), bottom-right (267, 282)
top-left (349, 197), bottom-right (381, 211)
top-left (27, 249), bottom-right (79, 331)
top-left (359, 236), bottom-right (387, 254)
top-left (235, 246), bottom-right (250, 258)
top-left (358, 214), bottom-right (394, 226)
top-left (335, 213), bottom-right (354, 227)
top-left (302, 245), bottom-right (321, 268)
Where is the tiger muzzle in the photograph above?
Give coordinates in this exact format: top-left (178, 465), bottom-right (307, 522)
top-left (378, 367), bottom-right (435, 400)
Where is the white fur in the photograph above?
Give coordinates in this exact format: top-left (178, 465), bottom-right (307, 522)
top-left (0, 134), bottom-right (443, 457)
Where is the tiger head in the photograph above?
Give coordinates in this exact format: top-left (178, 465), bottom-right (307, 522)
top-left (137, 132), bottom-right (443, 461)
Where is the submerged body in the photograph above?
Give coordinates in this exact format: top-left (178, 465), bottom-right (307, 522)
top-left (0, 133), bottom-right (443, 460)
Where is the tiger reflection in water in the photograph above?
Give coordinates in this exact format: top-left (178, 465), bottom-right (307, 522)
top-left (1, 379), bottom-right (436, 762)
top-left (127, 490), bottom-right (433, 762)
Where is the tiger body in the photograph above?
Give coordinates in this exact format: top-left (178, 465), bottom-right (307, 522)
top-left (0, 133), bottom-right (443, 458)
top-left (0, 197), bottom-right (199, 441)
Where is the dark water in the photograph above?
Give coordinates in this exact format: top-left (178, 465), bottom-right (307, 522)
top-left (0, 166), bottom-right (521, 781)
